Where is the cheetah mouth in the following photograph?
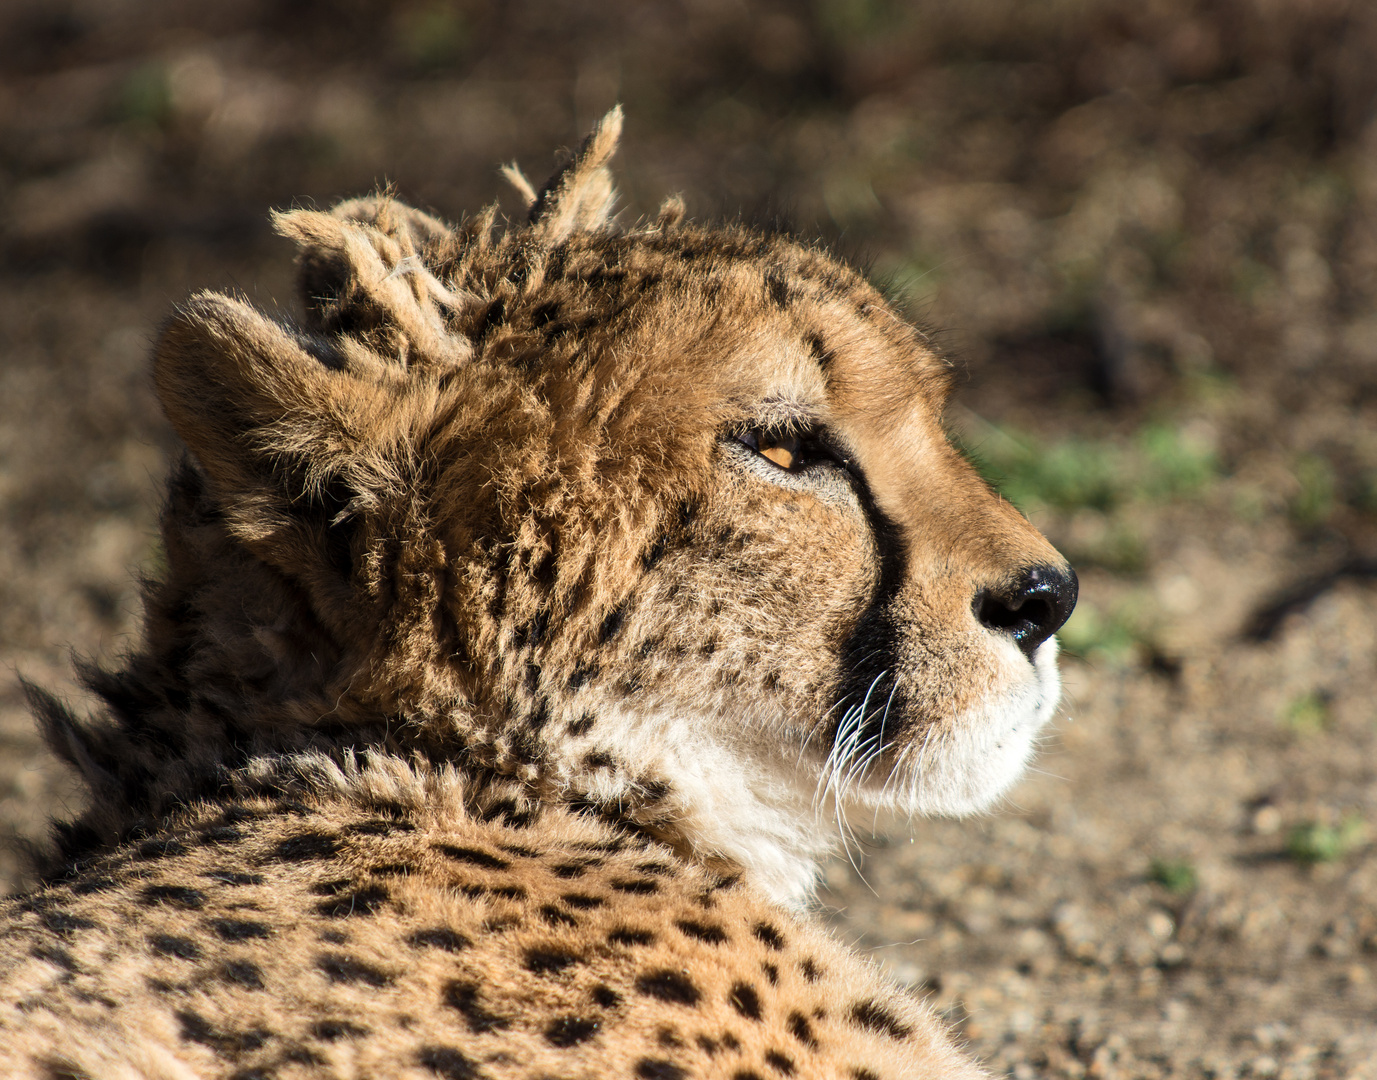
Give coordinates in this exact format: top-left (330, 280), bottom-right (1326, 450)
top-left (816, 638), bottom-right (1062, 818)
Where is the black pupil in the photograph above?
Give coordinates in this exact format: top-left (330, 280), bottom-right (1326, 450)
top-left (739, 428), bottom-right (824, 471)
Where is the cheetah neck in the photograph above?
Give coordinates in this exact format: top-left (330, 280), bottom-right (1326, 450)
top-left (556, 704), bottom-right (833, 910)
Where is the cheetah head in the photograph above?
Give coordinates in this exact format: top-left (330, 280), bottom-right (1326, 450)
top-left (142, 109), bottom-right (1075, 906)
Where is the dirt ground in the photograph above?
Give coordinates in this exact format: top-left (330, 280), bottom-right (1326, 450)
top-left (2, 1), bottom-right (1376, 1076)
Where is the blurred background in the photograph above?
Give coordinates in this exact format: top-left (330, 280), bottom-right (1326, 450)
top-left (2, 0), bottom-right (1376, 1075)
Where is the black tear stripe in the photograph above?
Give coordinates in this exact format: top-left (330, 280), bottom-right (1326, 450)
top-left (828, 486), bottom-right (910, 767)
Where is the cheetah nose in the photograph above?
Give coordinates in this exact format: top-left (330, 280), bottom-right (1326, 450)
top-left (974, 564), bottom-right (1079, 661)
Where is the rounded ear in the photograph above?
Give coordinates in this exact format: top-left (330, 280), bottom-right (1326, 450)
top-left (152, 292), bottom-right (411, 607)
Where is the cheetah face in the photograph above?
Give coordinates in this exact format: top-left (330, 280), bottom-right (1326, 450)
top-left (519, 255), bottom-right (1077, 886)
top-left (151, 110), bottom-right (1075, 904)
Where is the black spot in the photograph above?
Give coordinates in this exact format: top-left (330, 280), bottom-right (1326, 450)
top-left (733, 1071), bottom-right (766, 1080)
top-left (541, 904), bottom-right (579, 927)
top-left (490, 885), bottom-right (526, 901)
top-left (765, 1051), bottom-right (796, 1076)
top-left (849, 1000), bottom-right (912, 1040)
top-left (566, 712), bottom-right (596, 736)
top-left (635, 969), bottom-right (701, 1006)
top-left (223, 960), bottom-right (265, 989)
top-left (761, 962), bottom-right (779, 985)
top-left (525, 947), bottom-right (581, 975)
top-left (473, 297), bottom-right (506, 347)
top-left (230, 1069), bottom-right (275, 1080)
top-left (311, 1019), bottom-right (369, 1041)
top-left (642, 532), bottom-right (671, 571)
top-left (851, 1071), bottom-right (881, 1080)
top-left (752, 923), bottom-right (785, 950)
top-left (311, 878), bottom-right (353, 896)
top-left (592, 984), bottom-right (621, 1008)
top-left (728, 983), bottom-right (763, 1021)
top-left (443, 980), bottom-right (510, 1034)
top-left (282, 1047), bottom-right (326, 1066)
top-left (722, 1033), bottom-right (742, 1051)
top-left (799, 958), bottom-right (822, 983)
top-left (316, 881), bottom-right (391, 919)
top-left (408, 928), bottom-right (469, 952)
top-left (433, 844), bottom-right (510, 870)
top-left (598, 604), bottom-right (627, 643)
top-left (71, 876), bottom-right (119, 895)
top-left (676, 919), bottom-right (728, 944)
top-left (140, 885), bottom-right (206, 910)
top-left (204, 870), bottom-right (264, 886)
top-left (545, 1016), bottom-right (601, 1047)
top-left (369, 862), bottom-right (417, 876)
top-left (610, 878), bottom-right (658, 895)
top-left (175, 1009), bottom-right (270, 1052)
top-left (319, 929), bottom-right (348, 944)
top-left (608, 927), bottom-right (655, 947)
top-left (499, 843), bottom-right (541, 858)
top-left (639, 779), bottom-right (671, 803)
top-left (574, 837), bottom-right (628, 853)
top-left (552, 860), bottom-right (591, 878)
top-left (346, 818), bottom-right (415, 836)
top-left (568, 663), bottom-right (599, 693)
top-left (697, 1035), bottom-right (720, 1056)
top-left (31, 944), bottom-right (79, 971)
top-left (635, 861), bottom-right (675, 876)
top-left (787, 1011), bottom-right (818, 1048)
top-left (635, 1060), bottom-right (688, 1080)
top-left (583, 750), bottom-right (616, 770)
top-left (148, 934), bottom-right (201, 960)
top-left (316, 953), bottom-right (392, 987)
top-left (272, 831), bottom-right (340, 861)
top-left (531, 300), bottom-right (562, 327)
top-left (560, 892), bottom-right (605, 910)
top-left (766, 270), bottom-right (791, 308)
top-left (199, 825), bottom-right (245, 845)
top-left (137, 838), bottom-right (188, 860)
top-left (807, 332), bottom-right (835, 371)
top-left (210, 918), bottom-right (271, 941)
top-left (477, 799), bottom-right (536, 828)
top-left (418, 1045), bottom-right (485, 1080)
top-left (40, 910), bottom-right (99, 934)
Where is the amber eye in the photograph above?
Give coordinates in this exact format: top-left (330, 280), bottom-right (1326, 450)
top-left (734, 428), bottom-right (814, 472)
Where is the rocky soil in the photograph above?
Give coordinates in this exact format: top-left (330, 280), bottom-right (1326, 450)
top-left (3, 1), bottom-right (1375, 1075)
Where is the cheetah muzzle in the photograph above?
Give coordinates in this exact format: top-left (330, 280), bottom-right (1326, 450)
top-left (3, 108), bottom-right (1076, 1079)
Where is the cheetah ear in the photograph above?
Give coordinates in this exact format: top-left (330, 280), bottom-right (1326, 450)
top-left (526, 105), bottom-right (624, 244)
top-left (152, 292), bottom-right (412, 596)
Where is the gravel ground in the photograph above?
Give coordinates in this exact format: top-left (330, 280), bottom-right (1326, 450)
top-left (2, 2), bottom-right (1376, 1075)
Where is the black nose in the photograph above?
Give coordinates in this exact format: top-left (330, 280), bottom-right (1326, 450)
top-left (974, 564), bottom-right (1079, 661)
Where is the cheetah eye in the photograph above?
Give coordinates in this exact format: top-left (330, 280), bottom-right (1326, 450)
top-left (734, 426), bottom-right (848, 474)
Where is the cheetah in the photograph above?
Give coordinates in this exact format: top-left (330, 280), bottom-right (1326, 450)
top-left (1, 108), bottom-right (1076, 1079)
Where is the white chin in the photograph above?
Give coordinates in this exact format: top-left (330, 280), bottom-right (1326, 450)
top-left (884, 637), bottom-right (1062, 818)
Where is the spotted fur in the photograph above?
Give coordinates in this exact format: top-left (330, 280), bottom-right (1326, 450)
top-left (3, 108), bottom-right (1074, 1078)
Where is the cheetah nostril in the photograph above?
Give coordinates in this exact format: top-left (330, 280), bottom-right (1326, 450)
top-left (974, 564), bottom-right (1079, 661)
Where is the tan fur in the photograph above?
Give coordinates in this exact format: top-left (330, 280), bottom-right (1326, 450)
top-left (2, 111), bottom-right (1074, 1078)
